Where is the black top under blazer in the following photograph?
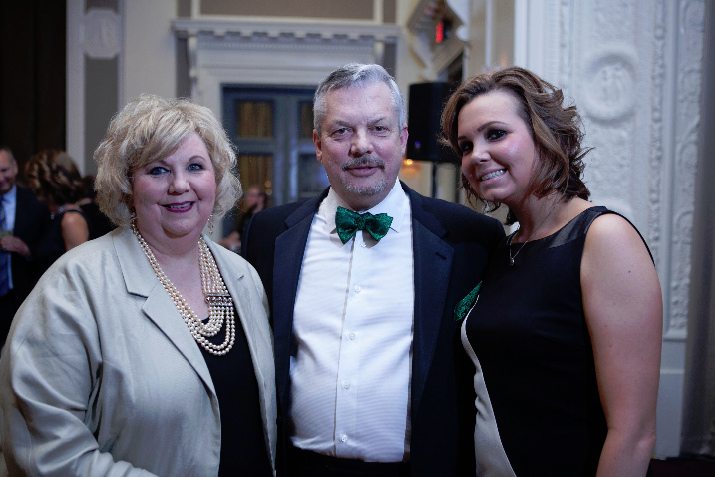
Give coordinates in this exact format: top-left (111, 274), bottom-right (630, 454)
top-left (243, 182), bottom-right (505, 477)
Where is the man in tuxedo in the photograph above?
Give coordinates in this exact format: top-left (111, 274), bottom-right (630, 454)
top-left (0, 146), bottom-right (50, 347)
top-left (244, 64), bottom-right (504, 477)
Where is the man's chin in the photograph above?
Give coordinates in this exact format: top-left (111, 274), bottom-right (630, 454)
top-left (346, 180), bottom-right (388, 197)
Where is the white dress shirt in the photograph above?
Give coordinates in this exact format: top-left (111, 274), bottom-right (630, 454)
top-left (290, 179), bottom-right (415, 462)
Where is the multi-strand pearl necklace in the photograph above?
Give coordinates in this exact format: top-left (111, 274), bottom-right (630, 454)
top-left (132, 224), bottom-right (235, 355)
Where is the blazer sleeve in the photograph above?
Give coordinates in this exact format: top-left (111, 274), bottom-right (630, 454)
top-left (0, 265), bottom-right (157, 477)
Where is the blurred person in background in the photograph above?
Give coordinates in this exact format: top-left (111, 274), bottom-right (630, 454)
top-left (0, 146), bottom-right (50, 348)
top-left (219, 185), bottom-right (267, 253)
top-left (78, 173), bottom-right (116, 239)
top-left (24, 149), bottom-right (90, 263)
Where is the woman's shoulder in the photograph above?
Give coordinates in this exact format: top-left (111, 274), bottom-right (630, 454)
top-left (60, 205), bottom-right (88, 224)
top-left (586, 213), bottom-right (648, 254)
top-left (559, 199), bottom-right (641, 240)
top-left (581, 205), bottom-right (654, 270)
top-left (582, 204), bottom-right (646, 245)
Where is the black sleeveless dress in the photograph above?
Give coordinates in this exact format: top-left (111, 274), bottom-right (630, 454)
top-left (461, 206), bottom-right (649, 476)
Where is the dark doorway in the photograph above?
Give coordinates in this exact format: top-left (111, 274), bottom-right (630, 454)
top-left (221, 85), bottom-right (328, 234)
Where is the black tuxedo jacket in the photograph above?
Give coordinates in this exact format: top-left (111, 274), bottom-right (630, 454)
top-left (244, 183), bottom-right (505, 477)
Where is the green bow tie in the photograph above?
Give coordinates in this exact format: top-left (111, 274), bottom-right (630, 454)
top-left (335, 206), bottom-right (393, 244)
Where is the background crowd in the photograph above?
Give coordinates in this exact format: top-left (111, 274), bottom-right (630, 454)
top-left (0, 146), bottom-right (117, 347)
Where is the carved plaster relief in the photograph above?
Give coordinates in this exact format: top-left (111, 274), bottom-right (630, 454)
top-left (576, 0), bottom-right (644, 223)
top-left (83, 9), bottom-right (122, 59)
top-left (582, 50), bottom-right (637, 122)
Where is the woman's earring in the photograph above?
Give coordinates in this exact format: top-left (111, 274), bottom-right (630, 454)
top-left (130, 208), bottom-right (137, 225)
top-left (208, 214), bottom-right (214, 234)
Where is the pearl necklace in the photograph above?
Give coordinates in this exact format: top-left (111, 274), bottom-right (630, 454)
top-left (132, 224), bottom-right (235, 355)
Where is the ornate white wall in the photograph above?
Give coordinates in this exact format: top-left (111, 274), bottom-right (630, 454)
top-left (514, 0), bottom-right (706, 457)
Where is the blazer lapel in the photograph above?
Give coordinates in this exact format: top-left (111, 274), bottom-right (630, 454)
top-left (113, 227), bottom-right (216, 396)
top-left (405, 186), bottom-right (454, 417)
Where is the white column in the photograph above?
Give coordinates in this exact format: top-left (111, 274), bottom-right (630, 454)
top-left (122, 0), bottom-right (177, 104)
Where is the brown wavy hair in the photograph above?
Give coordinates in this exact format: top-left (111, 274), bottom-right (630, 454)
top-left (441, 66), bottom-right (590, 223)
top-left (25, 150), bottom-right (84, 206)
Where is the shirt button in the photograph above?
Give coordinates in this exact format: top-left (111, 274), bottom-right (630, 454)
top-left (361, 242), bottom-right (367, 248)
top-left (354, 285), bottom-right (361, 293)
top-left (340, 434), bottom-right (348, 443)
top-left (349, 332), bottom-right (356, 340)
top-left (342, 381), bottom-right (350, 389)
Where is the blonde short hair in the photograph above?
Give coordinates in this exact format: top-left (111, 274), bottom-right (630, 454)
top-left (94, 94), bottom-right (240, 227)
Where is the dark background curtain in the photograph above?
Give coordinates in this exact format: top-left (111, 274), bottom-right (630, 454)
top-left (0, 1), bottom-right (66, 184)
top-left (681, 0), bottom-right (715, 460)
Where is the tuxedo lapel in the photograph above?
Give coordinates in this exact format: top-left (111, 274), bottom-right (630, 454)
top-left (406, 187), bottom-right (454, 418)
top-left (272, 196), bottom-right (323, 406)
top-left (113, 228), bottom-right (216, 397)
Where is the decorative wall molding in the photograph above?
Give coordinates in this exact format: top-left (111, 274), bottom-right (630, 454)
top-left (648, 0), bottom-right (666, 295)
top-left (172, 18), bottom-right (401, 42)
top-left (172, 18), bottom-right (401, 113)
top-left (668, 0), bottom-right (705, 336)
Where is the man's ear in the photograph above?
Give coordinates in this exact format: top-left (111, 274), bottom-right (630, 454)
top-left (400, 126), bottom-right (409, 156)
top-left (313, 129), bottom-right (323, 164)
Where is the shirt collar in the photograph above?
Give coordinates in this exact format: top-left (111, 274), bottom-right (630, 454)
top-left (320, 179), bottom-right (409, 234)
top-left (1, 185), bottom-right (17, 207)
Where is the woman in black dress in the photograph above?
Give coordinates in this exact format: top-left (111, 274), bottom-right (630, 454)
top-left (25, 150), bottom-right (90, 263)
top-left (442, 67), bottom-right (662, 476)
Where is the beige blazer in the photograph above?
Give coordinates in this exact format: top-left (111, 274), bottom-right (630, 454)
top-left (0, 227), bottom-right (276, 476)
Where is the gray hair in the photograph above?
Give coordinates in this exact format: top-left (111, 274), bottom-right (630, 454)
top-left (313, 63), bottom-right (406, 135)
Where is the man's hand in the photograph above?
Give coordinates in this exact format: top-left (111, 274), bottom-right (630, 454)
top-left (0, 235), bottom-right (30, 257)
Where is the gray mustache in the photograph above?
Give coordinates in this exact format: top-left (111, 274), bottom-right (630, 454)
top-left (342, 156), bottom-right (385, 170)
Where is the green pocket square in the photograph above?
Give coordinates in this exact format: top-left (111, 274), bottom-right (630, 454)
top-left (454, 281), bottom-right (481, 321)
